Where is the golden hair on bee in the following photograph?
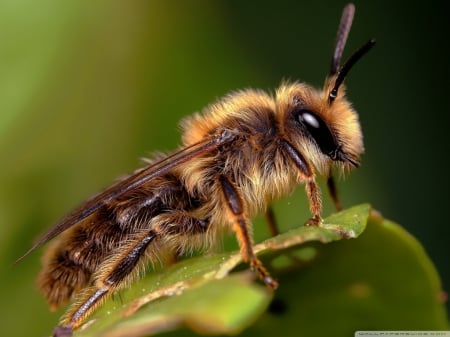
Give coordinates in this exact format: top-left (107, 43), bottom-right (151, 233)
top-left (18, 3), bottom-right (374, 336)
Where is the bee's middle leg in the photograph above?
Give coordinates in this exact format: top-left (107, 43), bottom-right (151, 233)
top-left (327, 174), bottom-right (343, 211)
top-left (219, 175), bottom-right (278, 289)
top-left (264, 206), bottom-right (279, 237)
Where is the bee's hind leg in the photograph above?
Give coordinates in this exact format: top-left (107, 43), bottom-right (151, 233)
top-left (52, 229), bottom-right (158, 336)
top-left (53, 211), bottom-right (211, 336)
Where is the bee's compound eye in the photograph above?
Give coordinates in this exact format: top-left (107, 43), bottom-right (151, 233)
top-left (296, 110), bottom-right (337, 157)
top-left (299, 111), bottom-right (320, 129)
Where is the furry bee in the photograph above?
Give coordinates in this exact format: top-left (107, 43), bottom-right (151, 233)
top-left (21, 3), bottom-right (374, 335)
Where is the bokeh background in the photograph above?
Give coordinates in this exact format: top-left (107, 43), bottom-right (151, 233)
top-left (0, 0), bottom-right (448, 336)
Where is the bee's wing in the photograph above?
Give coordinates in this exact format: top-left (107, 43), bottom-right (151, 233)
top-left (17, 132), bottom-right (235, 262)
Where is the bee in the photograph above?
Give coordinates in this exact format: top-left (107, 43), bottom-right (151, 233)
top-left (21, 3), bottom-right (374, 336)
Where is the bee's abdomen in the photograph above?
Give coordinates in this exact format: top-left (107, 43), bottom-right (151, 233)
top-left (38, 173), bottom-right (198, 309)
top-left (37, 208), bottom-right (134, 309)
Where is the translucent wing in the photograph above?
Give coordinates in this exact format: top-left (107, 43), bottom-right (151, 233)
top-left (17, 132), bottom-right (235, 261)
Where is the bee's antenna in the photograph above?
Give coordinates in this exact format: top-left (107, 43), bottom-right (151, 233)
top-left (328, 4), bottom-right (376, 103)
top-left (330, 3), bottom-right (355, 76)
top-left (329, 39), bottom-right (376, 103)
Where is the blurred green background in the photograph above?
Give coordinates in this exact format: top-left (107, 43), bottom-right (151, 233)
top-left (0, 0), bottom-right (448, 336)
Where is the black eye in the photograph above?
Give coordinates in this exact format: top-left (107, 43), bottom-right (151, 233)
top-left (296, 110), bottom-right (338, 157)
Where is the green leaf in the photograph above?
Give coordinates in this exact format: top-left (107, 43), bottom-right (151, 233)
top-left (66, 204), bottom-right (448, 336)
top-left (71, 204), bottom-right (371, 337)
top-left (244, 210), bottom-right (449, 336)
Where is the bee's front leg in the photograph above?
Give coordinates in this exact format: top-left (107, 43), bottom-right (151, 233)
top-left (280, 139), bottom-right (323, 227)
top-left (304, 180), bottom-right (323, 227)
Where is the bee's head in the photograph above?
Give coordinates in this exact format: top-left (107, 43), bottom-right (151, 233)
top-left (277, 81), bottom-right (362, 176)
top-left (278, 3), bottom-right (375, 176)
